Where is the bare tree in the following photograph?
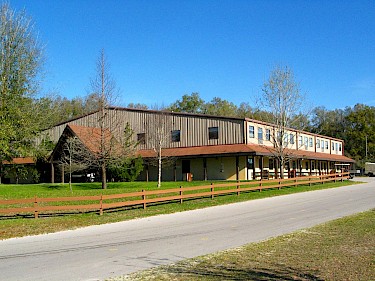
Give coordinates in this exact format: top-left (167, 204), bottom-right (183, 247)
top-left (259, 65), bottom-right (309, 178)
top-left (58, 136), bottom-right (95, 193)
top-left (89, 49), bottom-right (120, 189)
top-left (147, 111), bottom-right (174, 187)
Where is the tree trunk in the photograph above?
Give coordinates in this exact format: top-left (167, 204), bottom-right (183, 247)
top-left (69, 172), bottom-right (72, 194)
top-left (280, 158), bottom-right (285, 179)
top-left (157, 151), bottom-right (162, 188)
top-left (101, 162), bottom-right (107, 189)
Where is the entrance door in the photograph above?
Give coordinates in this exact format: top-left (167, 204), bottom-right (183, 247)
top-left (247, 157), bottom-right (254, 180)
top-left (182, 160), bottom-right (191, 181)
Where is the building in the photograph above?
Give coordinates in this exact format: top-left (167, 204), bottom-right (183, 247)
top-left (45, 107), bottom-right (354, 182)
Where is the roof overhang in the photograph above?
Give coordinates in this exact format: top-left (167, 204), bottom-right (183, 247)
top-left (2, 157), bottom-right (35, 165)
top-left (137, 144), bottom-right (355, 163)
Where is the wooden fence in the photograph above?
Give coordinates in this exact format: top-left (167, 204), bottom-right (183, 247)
top-left (0, 172), bottom-right (350, 219)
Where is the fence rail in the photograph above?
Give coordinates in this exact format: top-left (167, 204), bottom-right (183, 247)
top-left (0, 172), bottom-right (350, 218)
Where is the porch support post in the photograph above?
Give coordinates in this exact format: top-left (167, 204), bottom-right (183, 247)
top-left (146, 164), bottom-right (149, 182)
top-left (51, 162), bottom-right (55, 184)
top-left (203, 158), bottom-right (207, 181)
top-left (61, 165), bottom-right (64, 184)
top-left (174, 162), bottom-right (177, 182)
top-left (252, 156), bottom-right (256, 180)
top-left (235, 156), bottom-right (240, 181)
top-left (260, 156), bottom-right (264, 179)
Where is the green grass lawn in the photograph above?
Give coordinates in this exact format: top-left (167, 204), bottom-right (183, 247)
top-left (0, 180), bottom-right (358, 240)
top-left (118, 209), bottom-right (374, 281)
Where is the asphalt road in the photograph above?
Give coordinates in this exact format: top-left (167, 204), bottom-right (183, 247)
top-left (1, 178), bottom-right (374, 281)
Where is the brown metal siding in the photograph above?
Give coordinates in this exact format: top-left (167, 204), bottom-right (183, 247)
top-left (42, 109), bottom-right (245, 149)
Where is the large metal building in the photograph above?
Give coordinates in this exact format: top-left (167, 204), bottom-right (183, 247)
top-left (46, 107), bottom-right (354, 182)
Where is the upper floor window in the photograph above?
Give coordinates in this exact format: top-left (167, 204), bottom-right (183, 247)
top-left (258, 128), bottom-right (263, 140)
top-left (335, 143), bottom-right (339, 152)
top-left (304, 136), bottom-right (308, 148)
top-left (332, 142), bottom-right (335, 150)
top-left (325, 141), bottom-right (329, 149)
top-left (290, 133), bottom-right (295, 144)
top-left (298, 136), bottom-right (303, 147)
top-left (316, 139), bottom-right (320, 148)
top-left (266, 129), bottom-right (271, 141)
top-left (339, 143), bottom-right (342, 151)
top-left (209, 127), bottom-right (219, 140)
top-left (309, 137), bottom-right (313, 147)
top-left (171, 130), bottom-right (181, 142)
top-left (249, 126), bottom-right (255, 138)
top-left (137, 133), bottom-right (146, 145)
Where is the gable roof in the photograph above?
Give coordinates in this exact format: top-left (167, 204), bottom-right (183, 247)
top-left (49, 124), bottom-right (118, 161)
top-left (67, 124), bottom-right (113, 155)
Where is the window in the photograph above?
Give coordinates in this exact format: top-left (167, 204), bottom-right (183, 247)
top-left (316, 139), bottom-right (320, 148)
top-left (258, 127), bottom-right (263, 143)
top-left (284, 134), bottom-right (289, 145)
top-left (325, 141), bottom-right (328, 149)
top-left (266, 129), bottom-right (271, 141)
top-left (137, 133), bottom-right (146, 144)
top-left (335, 143), bottom-right (339, 152)
top-left (332, 142), bottom-right (335, 150)
top-left (290, 133), bottom-right (295, 144)
top-left (209, 127), bottom-right (219, 140)
top-left (171, 130), bottom-right (180, 142)
top-left (309, 137), bottom-right (313, 147)
top-left (298, 136), bottom-right (303, 146)
top-left (304, 136), bottom-right (308, 148)
top-left (321, 140), bottom-right (324, 151)
top-left (247, 158), bottom-right (254, 169)
top-left (249, 126), bottom-right (255, 138)
top-left (339, 143), bottom-right (342, 151)
top-left (277, 132), bottom-right (281, 143)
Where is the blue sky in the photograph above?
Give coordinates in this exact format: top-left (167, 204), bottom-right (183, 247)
top-left (9, 0), bottom-right (375, 110)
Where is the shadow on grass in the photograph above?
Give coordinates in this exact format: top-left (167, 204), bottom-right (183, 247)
top-left (161, 263), bottom-right (323, 281)
top-left (45, 184), bottom-right (65, 190)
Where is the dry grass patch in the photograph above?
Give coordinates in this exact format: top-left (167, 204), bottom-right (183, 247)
top-left (120, 209), bottom-right (375, 281)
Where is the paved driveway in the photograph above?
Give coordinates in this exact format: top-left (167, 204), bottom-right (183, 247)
top-left (0, 178), bottom-right (374, 281)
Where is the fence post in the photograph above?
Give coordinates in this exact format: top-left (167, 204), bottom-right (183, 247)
top-left (142, 189), bottom-right (146, 209)
top-left (278, 179), bottom-right (281, 190)
top-left (309, 176), bottom-right (312, 187)
top-left (34, 195), bottom-right (39, 219)
top-left (237, 180), bottom-right (240, 196)
top-left (211, 183), bottom-right (214, 199)
top-left (180, 186), bottom-right (183, 204)
top-left (294, 178), bottom-right (297, 187)
top-left (99, 194), bottom-right (103, 216)
top-left (259, 179), bottom-right (262, 192)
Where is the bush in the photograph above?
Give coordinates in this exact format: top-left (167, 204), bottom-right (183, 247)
top-left (108, 156), bottom-right (143, 182)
